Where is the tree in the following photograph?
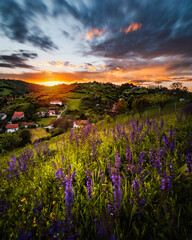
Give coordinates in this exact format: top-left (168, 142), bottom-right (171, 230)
top-left (132, 96), bottom-right (151, 117)
top-left (150, 94), bottom-right (172, 112)
top-left (169, 82), bottom-right (188, 97)
top-left (19, 130), bottom-right (32, 147)
top-left (2, 133), bottom-right (21, 151)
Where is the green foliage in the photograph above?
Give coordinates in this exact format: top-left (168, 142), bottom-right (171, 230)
top-left (19, 130), bottom-right (32, 147)
top-left (1, 133), bottom-right (21, 151)
top-left (132, 96), bottom-right (151, 117)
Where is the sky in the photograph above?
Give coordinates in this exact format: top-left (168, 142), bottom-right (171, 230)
top-left (0, 0), bottom-right (192, 90)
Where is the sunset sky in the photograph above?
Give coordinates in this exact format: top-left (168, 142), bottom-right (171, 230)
top-left (0, 0), bottom-right (192, 90)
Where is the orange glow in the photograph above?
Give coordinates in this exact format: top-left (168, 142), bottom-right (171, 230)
top-left (122, 22), bottom-right (142, 34)
top-left (37, 81), bottom-right (67, 86)
top-left (55, 62), bottom-right (64, 67)
top-left (86, 27), bottom-right (106, 40)
top-left (100, 64), bottom-right (105, 69)
top-left (88, 65), bottom-right (97, 71)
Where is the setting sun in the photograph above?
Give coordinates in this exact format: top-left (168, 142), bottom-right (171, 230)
top-left (37, 81), bottom-right (66, 86)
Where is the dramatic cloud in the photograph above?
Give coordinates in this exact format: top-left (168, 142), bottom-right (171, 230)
top-left (120, 22), bottom-right (142, 34)
top-left (86, 27), bottom-right (106, 40)
top-left (0, 50), bottom-right (38, 69)
top-left (0, 0), bottom-right (57, 51)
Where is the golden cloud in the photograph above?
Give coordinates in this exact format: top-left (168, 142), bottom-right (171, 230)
top-left (86, 27), bottom-right (106, 40)
top-left (121, 22), bottom-right (142, 34)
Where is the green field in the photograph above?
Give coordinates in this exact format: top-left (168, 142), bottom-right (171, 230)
top-left (36, 117), bottom-right (57, 127)
top-left (29, 128), bottom-right (51, 143)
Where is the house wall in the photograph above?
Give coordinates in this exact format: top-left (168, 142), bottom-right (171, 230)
top-left (7, 128), bottom-right (18, 133)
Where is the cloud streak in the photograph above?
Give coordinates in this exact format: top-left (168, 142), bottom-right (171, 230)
top-left (0, 50), bottom-right (38, 69)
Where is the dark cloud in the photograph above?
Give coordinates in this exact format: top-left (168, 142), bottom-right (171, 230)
top-left (0, 50), bottom-right (38, 69)
top-left (0, 0), bottom-right (57, 51)
top-left (53, 0), bottom-right (192, 61)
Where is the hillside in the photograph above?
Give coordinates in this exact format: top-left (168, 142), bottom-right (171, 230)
top-left (0, 106), bottom-right (192, 239)
top-left (0, 79), bottom-right (47, 96)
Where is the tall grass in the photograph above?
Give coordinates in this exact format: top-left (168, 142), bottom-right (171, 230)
top-left (0, 106), bottom-right (192, 239)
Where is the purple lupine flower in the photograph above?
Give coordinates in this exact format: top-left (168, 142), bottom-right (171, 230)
top-left (130, 178), bottom-right (146, 213)
top-left (49, 219), bottom-right (65, 239)
top-left (65, 169), bottom-right (74, 222)
top-left (186, 153), bottom-right (192, 173)
top-left (6, 155), bottom-right (19, 180)
top-left (86, 168), bottom-right (93, 199)
top-left (55, 169), bottom-right (66, 188)
top-left (160, 176), bottom-right (172, 192)
top-left (115, 152), bottom-right (121, 169)
top-left (160, 119), bottom-right (164, 130)
top-left (99, 170), bottom-right (105, 183)
top-left (110, 167), bottom-right (122, 211)
top-left (103, 129), bottom-right (107, 136)
top-left (163, 134), bottom-right (170, 149)
top-left (126, 146), bottom-right (132, 164)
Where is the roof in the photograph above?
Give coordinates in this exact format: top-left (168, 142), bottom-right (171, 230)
top-left (49, 109), bottom-right (56, 112)
top-left (0, 113), bottom-right (6, 117)
top-left (21, 122), bottom-right (36, 126)
top-left (50, 100), bottom-right (62, 103)
top-left (6, 123), bottom-right (18, 129)
top-left (12, 112), bottom-right (24, 118)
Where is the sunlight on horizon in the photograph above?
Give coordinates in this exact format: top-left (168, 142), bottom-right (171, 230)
top-left (36, 81), bottom-right (68, 86)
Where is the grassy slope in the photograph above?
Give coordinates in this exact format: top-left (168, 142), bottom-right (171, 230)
top-left (36, 117), bottom-right (57, 127)
top-left (29, 128), bottom-right (51, 143)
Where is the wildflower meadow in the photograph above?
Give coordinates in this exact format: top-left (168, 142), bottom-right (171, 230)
top-left (0, 106), bottom-right (192, 239)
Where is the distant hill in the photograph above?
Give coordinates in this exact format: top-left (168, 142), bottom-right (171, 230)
top-left (0, 79), bottom-right (47, 96)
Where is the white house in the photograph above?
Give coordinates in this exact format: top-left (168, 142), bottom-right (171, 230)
top-left (50, 100), bottom-right (62, 106)
top-left (6, 123), bottom-right (19, 133)
top-left (73, 120), bottom-right (88, 129)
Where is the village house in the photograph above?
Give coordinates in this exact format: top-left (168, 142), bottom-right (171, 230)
top-left (6, 123), bottom-right (19, 133)
top-left (73, 120), bottom-right (88, 129)
top-left (12, 111), bottom-right (25, 120)
top-left (20, 122), bottom-right (38, 128)
top-left (48, 109), bottom-right (57, 116)
top-left (50, 100), bottom-right (62, 106)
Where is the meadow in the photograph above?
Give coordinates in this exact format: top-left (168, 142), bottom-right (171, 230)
top-left (0, 104), bottom-right (192, 239)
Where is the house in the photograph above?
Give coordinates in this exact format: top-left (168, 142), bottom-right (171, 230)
top-left (36, 111), bottom-right (46, 117)
top-left (0, 113), bottom-right (7, 120)
top-left (20, 122), bottom-right (38, 128)
top-left (50, 100), bottom-right (62, 106)
top-left (6, 123), bottom-right (19, 133)
top-left (48, 109), bottom-right (56, 116)
top-left (12, 112), bottom-right (25, 120)
top-left (73, 120), bottom-right (88, 129)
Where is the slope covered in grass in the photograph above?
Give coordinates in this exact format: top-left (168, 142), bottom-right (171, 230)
top-left (0, 105), bottom-right (192, 239)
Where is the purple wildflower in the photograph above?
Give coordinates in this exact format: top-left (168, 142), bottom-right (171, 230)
top-left (110, 167), bottom-right (122, 211)
top-left (86, 168), bottom-right (93, 199)
top-left (126, 146), bottom-right (132, 164)
top-left (186, 153), bottom-right (192, 173)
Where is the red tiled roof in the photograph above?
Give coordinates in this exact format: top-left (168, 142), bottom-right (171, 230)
top-left (49, 110), bottom-right (56, 113)
top-left (21, 122), bottom-right (36, 126)
top-left (51, 100), bottom-right (62, 103)
top-left (6, 123), bottom-right (18, 129)
top-left (12, 112), bottom-right (24, 118)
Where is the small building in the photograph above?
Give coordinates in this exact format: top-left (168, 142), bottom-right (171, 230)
top-left (12, 112), bottom-right (25, 120)
top-left (179, 98), bottom-right (185, 102)
top-left (73, 120), bottom-right (88, 129)
top-left (50, 100), bottom-right (62, 106)
top-left (20, 122), bottom-right (38, 128)
top-left (36, 111), bottom-right (46, 117)
top-left (48, 109), bottom-right (56, 116)
top-left (0, 113), bottom-right (7, 120)
top-left (6, 123), bottom-right (19, 133)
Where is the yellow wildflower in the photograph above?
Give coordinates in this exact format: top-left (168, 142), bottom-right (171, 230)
top-left (53, 201), bottom-right (56, 205)
top-left (21, 198), bottom-right (26, 202)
